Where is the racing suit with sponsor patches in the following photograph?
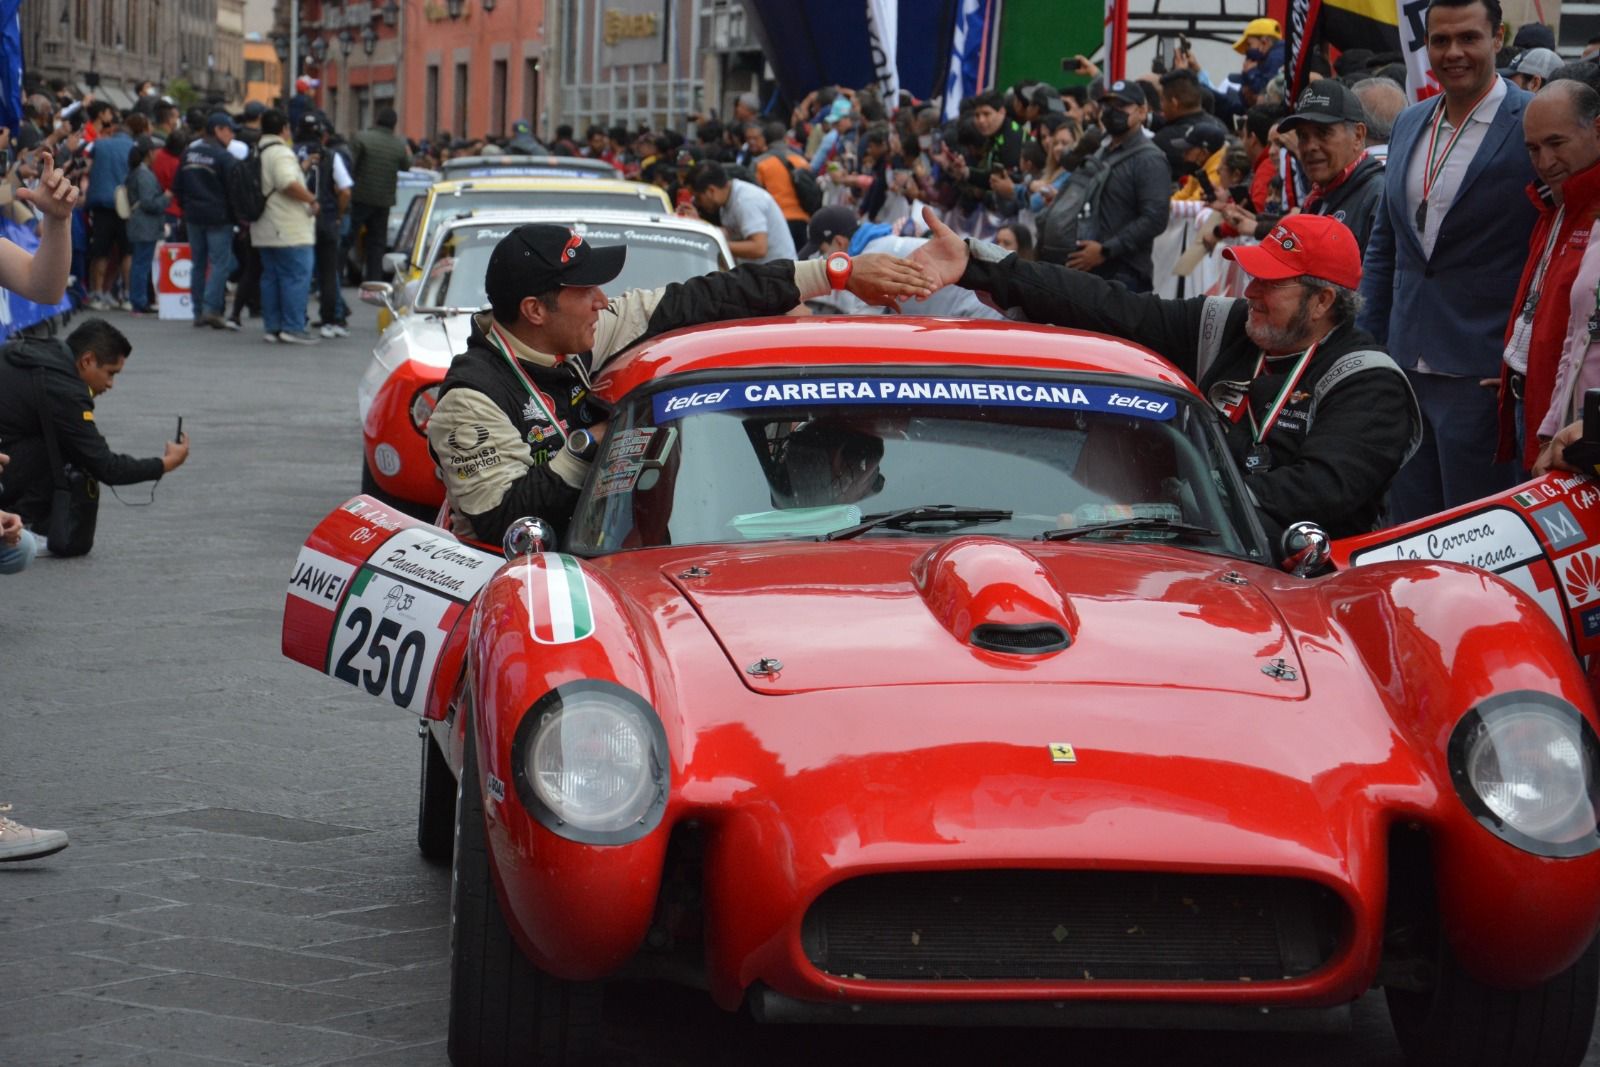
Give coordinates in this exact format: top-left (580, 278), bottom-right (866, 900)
top-left (957, 246), bottom-right (1420, 544)
top-left (427, 258), bottom-right (832, 544)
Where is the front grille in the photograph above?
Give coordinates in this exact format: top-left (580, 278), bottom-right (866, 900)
top-left (803, 870), bottom-right (1344, 983)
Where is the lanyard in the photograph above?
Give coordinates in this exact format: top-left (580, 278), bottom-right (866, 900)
top-left (1519, 206), bottom-right (1566, 321)
top-left (1417, 83), bottom-right (1496, 229)
top-left (1246, 339), bottom-right (1319, 444)
top-left (484, 322), bottom-right (568, 447)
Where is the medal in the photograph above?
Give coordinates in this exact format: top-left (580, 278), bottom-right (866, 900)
top-left (1522, 290), bottom-right (1540, 324)
top-left (1415, 199), bottom-right (1428, 234)
top-left (1244, 441), bottom-right (1274, 475)
top-left (1417, 85), bottom-right (1497, 237)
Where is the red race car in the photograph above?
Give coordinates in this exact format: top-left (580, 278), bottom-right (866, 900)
top-left (283, 318), bottom-right (1600, 1066)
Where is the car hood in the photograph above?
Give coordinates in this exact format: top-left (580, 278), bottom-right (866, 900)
top-left (658, 537), bottom-right (1306, 698)
top-left (392, 312), bottom-right (473, 369)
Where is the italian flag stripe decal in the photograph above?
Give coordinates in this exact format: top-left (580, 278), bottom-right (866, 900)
top-left (533, 554), bottom-right (595, 644)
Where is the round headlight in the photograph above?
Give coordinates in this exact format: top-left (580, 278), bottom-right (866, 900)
top-left (511, 681), bottom-right (668, 843)
top-left (409, 385), bottom-right (440, 433)
top-left (1449, 692), bottom-right (1600, 857)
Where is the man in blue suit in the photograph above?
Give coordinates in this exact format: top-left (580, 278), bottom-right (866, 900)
top-left (1358, 0), bottom-right (1537, 521)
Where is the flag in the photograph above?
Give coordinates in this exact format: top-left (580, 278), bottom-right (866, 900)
top-left (942, 0), bottom-right (1001, 120)
top-left (1286, 0), bottom-right (1402, 99)
top-left (866, 0), bottom-right (900, 106)
top-left (1396, 0), bottom-right (1440, 101)
top-left (1102, 0), bottom-right (1128, 82)
top-left (0, 0), bottom-right (20, 134)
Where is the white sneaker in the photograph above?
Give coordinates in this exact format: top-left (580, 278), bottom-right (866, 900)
top-left (329, 323), bottom-right (349, 337)
top-left (319, 324), bottom-right (338, 339)
top-left (0, 806), bottom-right (69, 862)
top-left (278, 330), bottom-right (320, 345)
top-left (262, 331), bottom-right (281, 343)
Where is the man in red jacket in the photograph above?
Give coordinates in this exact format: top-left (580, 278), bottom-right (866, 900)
top-left (1499, 80), bottom-right (1600, 472)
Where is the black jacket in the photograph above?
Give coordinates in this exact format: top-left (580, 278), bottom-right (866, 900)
top-left (0, 339), bottom-right (164, 527)
top-left (429, 260), bottom-right (817, 543)
top-left (174, 136), bottom-right (234, 227)
top-left (1305, 153), bottom-right (1385, 254)
top-left (959, 250), bottom-right (1420, 543)
top-left (1084, 136), bottom-right (1172, 284)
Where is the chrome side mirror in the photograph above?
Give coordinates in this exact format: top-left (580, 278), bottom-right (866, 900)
top-left (381, 251), bottom-right (409, 278)
top-left (504, 517), bottom-right (556, 561)
top-left (359, 281), bottom-right (394, 311)
top-left (1280, 521), bottom-right (1331, 578)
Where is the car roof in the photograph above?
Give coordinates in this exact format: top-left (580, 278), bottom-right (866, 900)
top-left (440, 155), bottom-right (615, 177)
top-left (426, 176), bottom-right (664, 197)
top-left (598, 317), bottom-right (1199, 402)
top-left (424, 209), bottom-right (733, 267)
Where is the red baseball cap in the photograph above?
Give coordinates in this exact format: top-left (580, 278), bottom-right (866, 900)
top-left (1223, 214), bottom-right (1362, 290)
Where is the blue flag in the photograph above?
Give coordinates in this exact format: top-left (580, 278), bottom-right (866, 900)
top-left (0, 0), bottom-right (20, 133)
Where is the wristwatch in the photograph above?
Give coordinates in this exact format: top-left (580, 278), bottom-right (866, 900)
top-left (825, 252), bottom-right (853, 291)
top-left (566, 428), bottom-right (598, 463)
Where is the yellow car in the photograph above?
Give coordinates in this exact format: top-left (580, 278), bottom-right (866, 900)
top-left (379, 176), bottom-right (673, 330)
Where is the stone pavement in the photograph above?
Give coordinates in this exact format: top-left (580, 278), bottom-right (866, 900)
top-left (0, 297), bottom-right (1594, 1067)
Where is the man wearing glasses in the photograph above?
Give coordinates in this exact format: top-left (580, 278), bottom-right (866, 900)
top-left (911, 210), bottom-right (1421, 547)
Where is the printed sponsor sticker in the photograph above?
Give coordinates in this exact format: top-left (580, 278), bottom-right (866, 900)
top-left (650, 378), bottom-right (1182, 423)
top-left (1531, 502), bottom-right (1586, 553)
top-left (327, 567), bottom-right (465, 713)
top-left (287, 547), bottom-right (358, 608)
top-left (1349, 507), bottom-right (1542, 573)
top-left (369, 530), bottom-right (500, 603)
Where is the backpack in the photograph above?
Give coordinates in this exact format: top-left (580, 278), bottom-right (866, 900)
top-left (225, 144), bottom-right (268, 224)
top-left (774, 153), bottom-right (824, 216)
top-left (1035, 140), bottom-right (1162, 265)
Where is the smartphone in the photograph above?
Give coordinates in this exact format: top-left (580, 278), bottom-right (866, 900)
top-left (0, 149), bottom-right (13, 173)
top-left (174, 416), bottom-right (183, 444)
top-left (1228, 182), bottom-right (1249, 205)
top-left (1193, 169), bottom-right (1217, 201)
top-left (1153, 36), bottom-right (1170, 75)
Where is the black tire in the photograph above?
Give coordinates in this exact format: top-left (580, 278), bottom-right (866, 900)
top-left (1387, 932), bottom-right (1599, 1067)
top-left (449, 720), bottom-right (604, 1066)
top-left (416, 728), bottom-right (455, 864)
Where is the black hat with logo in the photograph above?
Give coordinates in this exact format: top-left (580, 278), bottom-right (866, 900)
top-left (484, 224), bottom-right (626, 318)
top-left (1279, 80), bottom-right (1369, 131)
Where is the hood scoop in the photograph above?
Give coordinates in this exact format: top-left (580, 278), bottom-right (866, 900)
top-left (913, 538), bottom-right (1078, 656)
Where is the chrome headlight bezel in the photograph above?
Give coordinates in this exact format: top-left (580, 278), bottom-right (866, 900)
top-left (1447, 691), bottom-right (1600, 858)
top-left (510, 680), bottom-right (669, 845)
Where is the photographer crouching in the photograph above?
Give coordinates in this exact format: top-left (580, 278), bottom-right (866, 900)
top-left (0, 318), bottom-right (190, 558)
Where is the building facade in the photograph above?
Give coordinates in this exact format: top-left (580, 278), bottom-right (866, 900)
top-left (20, 0), bottom-right (216, 108)
top-left (277, 0), bottom-right (408, 137)
top-left (399, 0), bottom-right (549, 144)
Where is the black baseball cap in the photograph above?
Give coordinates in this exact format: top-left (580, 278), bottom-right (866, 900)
top-left (484, 224), bottom-right (626, 317)
top-left (1099, 79), bottom-right (1142, 104)
top-left (1174, 124), bottom-right (1226, 155)
top-left (799, 204), bottom-right (859, 258)
top-left (1279, 81), bottom-right (1369, 131)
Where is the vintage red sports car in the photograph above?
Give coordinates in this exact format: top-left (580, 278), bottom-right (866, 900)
top-left (283, 317), bottom-right (1600, 1066)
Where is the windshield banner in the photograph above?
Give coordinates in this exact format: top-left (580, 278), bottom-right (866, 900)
top-left (651, 378), bottom-right (1181, 423)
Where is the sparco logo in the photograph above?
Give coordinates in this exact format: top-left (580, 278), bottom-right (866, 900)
top-left (447, 425), bottom-right (491, 452)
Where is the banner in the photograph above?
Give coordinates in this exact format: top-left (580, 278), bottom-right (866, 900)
top-left (942, 0), bottom-right (1001, 120)
top-left (1102, 0), bottom-right (1128, 82)
top-left (1286, 0), bottom-right (1402, 99)
top-left (743, 0), bottom-right (959, 107)
top-left (1397, 0), bottom-right (1440, 101)
top-left (0, 216), bottom-right (71, 339)
top-left (0, 0), bottom-right (19, 133)
top-left (1286, 0), bottom-right (1320, 99)
top-left (866, 0), bottom-right (901, 105)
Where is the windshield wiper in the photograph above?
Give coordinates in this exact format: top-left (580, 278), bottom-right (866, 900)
top-left (824, 505), bottom-right (1013, 542)
top-left (1037, 517), bottom-right (1219, 542)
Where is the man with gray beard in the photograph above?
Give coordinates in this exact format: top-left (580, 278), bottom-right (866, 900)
top-left (909, 209), bottom-right (1421, 547)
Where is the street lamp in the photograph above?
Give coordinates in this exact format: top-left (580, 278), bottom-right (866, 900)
top-left (381, 0), bottom-right (399, 27)
top-left (310, 36), bottom-right (327, 62)
top-left (272, 34), bottom-right (288, 60)
top-left (338, 29), bottom-right (353, 58)
top-left (446, 0), bottom-right (464, 20)
top-left (361, 24), bottom-right (377, 57)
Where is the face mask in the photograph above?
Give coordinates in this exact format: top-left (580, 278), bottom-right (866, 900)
top-left (1103, 108), bottom-right (1132, 135)
top-left (918, 133), bottom-right (932, 150)
top-left (1179, 158), bottom-right (1201, 175)
top-left (1056, 147), bottom-right (1075, 166)
top-left (1246, 47), bottom-right (1268, 62)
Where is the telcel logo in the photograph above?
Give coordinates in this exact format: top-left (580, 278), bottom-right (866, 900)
top-left (663, 388), bottom-right (729, 412)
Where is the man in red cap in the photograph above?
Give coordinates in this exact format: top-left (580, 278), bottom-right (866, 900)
top-left (911, 208), bottom-right (1420, 546)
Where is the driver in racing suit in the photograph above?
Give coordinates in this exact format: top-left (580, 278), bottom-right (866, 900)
top-left (910, 209), bottom-right (1421, 546)
top-left (426, 223), bottom-right (936, 545)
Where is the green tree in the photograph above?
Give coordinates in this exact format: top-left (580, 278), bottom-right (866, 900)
top-left (165, 78), bottom-right (200, 111)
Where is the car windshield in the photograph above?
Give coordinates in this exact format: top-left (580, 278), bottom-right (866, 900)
top-left (567, 372), bottom-right (1266, 561)
top-left (416, 222), bottom-right (723, 310)
top-left (416, 188), bottom-right (668, 256)
top-left (387, 179), bottom-right (435, 246)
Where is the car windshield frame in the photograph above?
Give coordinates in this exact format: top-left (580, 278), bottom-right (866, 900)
top-left (411, 218), bottom-right (727, 315)
top-left (564, 366), bottom-right (1273, 563)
